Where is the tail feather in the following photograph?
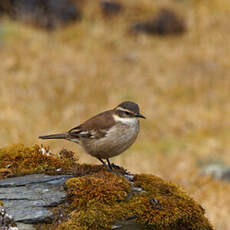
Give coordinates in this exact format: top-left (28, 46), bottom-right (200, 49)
top-left (39, 133), bottom-right (69, 140)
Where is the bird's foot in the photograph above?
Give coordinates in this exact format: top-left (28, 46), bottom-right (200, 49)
top-left (97, 157), bottom-right (132, 178)
top-left (111, 163), bottom-right (122, 170)
top-left (104, 164), bottom-right (113, 172)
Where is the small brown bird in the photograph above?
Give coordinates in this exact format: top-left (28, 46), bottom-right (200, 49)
top-left (39, 101), bottom-right (145, 169)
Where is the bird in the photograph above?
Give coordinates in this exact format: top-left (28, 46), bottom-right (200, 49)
top-left (39, 101), bottom-right (145, 170)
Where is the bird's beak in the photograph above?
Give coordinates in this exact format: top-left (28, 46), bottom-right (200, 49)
top-left (135, 113), bottom-right (146, 119)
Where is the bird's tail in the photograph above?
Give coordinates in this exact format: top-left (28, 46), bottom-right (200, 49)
top-left (39, 133), bottom-right (70, 140)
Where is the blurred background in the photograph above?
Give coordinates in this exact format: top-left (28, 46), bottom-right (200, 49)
top-left (0, 0), bottom-right (230, 229)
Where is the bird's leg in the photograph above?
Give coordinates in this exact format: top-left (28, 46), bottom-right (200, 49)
top-left (106, 159), bottom-right (124, 176)
top-left (105, 158), bottom-right (121, 170)
top-left (106, 158), bottom-right (113, 170)
top-left (97, 157), bottom-right (107, 167)
top-left (97, 157), bottom-right (113, 171)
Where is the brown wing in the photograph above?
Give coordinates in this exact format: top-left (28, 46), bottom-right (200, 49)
top-left (68, 110), bottom-right (115, 139)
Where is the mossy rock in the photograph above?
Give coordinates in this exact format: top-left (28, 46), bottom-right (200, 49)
top-left (0, 145), bottom-right (214, 230)
top-left (0, 144), bottom-right (79, 179)
top-left (55, 171), bottom-right (213, 230)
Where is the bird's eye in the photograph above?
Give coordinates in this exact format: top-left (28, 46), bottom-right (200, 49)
top-left (120, 111), bottom-right (131, 117)
top-left (117, 109), bottom-right (132, 117)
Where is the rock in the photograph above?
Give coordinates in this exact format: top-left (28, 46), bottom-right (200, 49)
top-left (112, 215), bottom-right (144, 229)
top-left (101, 1), bottom-right (123, 17)
top-left (0, 205), bottom-right (17, 230)
top-left (0, 174), bottom-right (72, 187)
top-left (7, 207), bottom-right (53, 224)
top-left (0, 7), bottom-right (4, 16)
top-left (16, 223), bottom-right (36, 230)
top-left (222, 170), bottom-right (230, 181)
top-left (202, 163), bottom-right (230, 182)
top-left (0, 0), bottom-right (80, 29)
top-left (131, 8), bottom-right (186, 36)
top-left (0, 174), bottom-right (72, 225)
top-left (56, 171), bottom-right (213, 230)
top-left (0, 144), bottom-right (79, 179)
top-left (0, 145), bottom-right (214, 230)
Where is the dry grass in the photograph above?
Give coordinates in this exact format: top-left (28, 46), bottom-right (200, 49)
top-left (0, 0), bottom-right (230, 229)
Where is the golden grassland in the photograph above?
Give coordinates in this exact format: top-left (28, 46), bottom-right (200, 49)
top-left (0, 0), bottom-right (230, 229)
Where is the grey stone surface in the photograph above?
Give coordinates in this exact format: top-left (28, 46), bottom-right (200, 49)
top-left (112, 216), bottom-right (144, 230)
top-left (113, 223), bottom-right (144, 230)
top-left (0, 172), bottom-right (145, 229)
top-left (202, 163), bottom-right (230, 182)
top-left (0, 206), bottom-right (16, 229)
top-left (0, 183), bottom-right (66, 206)
top-left (16, 223), bottom-right (36, 230)
top-left (0, 174), bottom-right (72, 226)
top-left (0, 174), bottom-right (72, 187)
top-left (222, 170), bottom-right (230, 181)
top-left (6, 207), bottom-right (53, 223)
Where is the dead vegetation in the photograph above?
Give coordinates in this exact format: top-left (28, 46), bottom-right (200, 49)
top-left (0, 0), bottom-right (230, 229)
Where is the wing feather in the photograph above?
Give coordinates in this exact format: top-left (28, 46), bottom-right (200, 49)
top-left (68, 110), bottom-right (115, 139)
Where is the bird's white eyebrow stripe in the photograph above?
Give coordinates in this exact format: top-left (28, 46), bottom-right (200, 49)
top-left (116, 107), bottom-right (134, 113)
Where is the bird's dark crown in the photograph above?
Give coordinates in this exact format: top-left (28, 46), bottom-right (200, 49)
top-left (114, 101), bottom-right (146, 119)
top-left (115, 101), bottom-right (140, 114)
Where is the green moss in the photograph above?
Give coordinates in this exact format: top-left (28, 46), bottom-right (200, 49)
top-left (0, 144), bottom-right (79, 178)
top-left (55, 172), bottom-right (214, 230)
